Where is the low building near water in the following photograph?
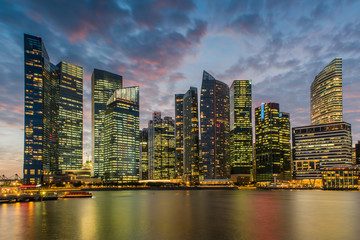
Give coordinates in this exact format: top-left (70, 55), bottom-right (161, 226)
top-left (321, 165), bottom-right (359, 190)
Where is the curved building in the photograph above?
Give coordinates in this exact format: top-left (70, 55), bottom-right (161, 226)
top-left (200, 71), bottom-right (230, 179)
top-left (311, 58), bottom-right (343, 125)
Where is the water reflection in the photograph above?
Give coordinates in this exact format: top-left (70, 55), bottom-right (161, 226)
top-left (1, 190), bottom-right (360, 240)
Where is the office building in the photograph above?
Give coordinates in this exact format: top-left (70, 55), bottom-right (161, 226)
top-left (103, 87), bottom-right (140, 182)
top-left (148, 113), bottom-right (176, 180)
top-left (24, 34), bottom-right (83, 184)
top-left (140, 128), bottom-right (149, 180)
top-left (311, 58), bottom-right (343, 125)
top-left (175, 94), bottom-right (184, 178)
top-left (355, 141), bottom-right (360, 165)
top-left (322, 165), bottom-right (359, 190)
top-left (292, 122), bottom-right (352, 180)
top-left (91, 69), bottom-right (123, 178)
top-left (229, 80), bottom-right (253, 183)
top-left (255, 103), bottom-right (290, 182)
top-left (183, 87), bottom-right (201, 184)
top-left (200, 71), bottom-right (230, 179)
top-left (57, 62), bottom-right (83, 171)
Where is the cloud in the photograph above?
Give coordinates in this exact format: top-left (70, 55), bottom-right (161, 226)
top-left (1, 0), bottom-right (360, 175)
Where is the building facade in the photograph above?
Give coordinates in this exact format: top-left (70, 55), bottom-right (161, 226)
top-left (140, 128), bottom-right (149, 180)
top-left (24, 34), bottom-right (50, 184)
top-left (229, 80), bottom-right (253, 182)
top-left (311, 58), bottom-right (343, 125)
top-left (91, 69), bottom-right (123, 178)
top-left (183, 87), bottom-right (201, 184)
top-left (103, 87), bottom-right (139, 182)
top-left (322, 165), bottom-right (359, 190)
top-left (148, 113), bottom-right (176, 180)
top-left (24, 34), bottom-right (83, 184)
top-left (292, 122), bottom-right (352, 180)
top-left (200, 71), bottom-right (230, 179)
top-left (355, 141), bottom-right (360, 165)
top-left (57, 62), bottom-right (83, 171)
top-left (255, 103), bottom-right (290, 182)
top-left (175, 94), bottom-right (184, 179)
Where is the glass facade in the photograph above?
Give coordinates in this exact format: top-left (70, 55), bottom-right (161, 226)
top-left (91, 69), bottom-right (123, 178)
top-left (255, 103), bottom-right (290, 182)
top-left (140, 128), bottom-right (149, 180)
top-left (311, 58), bottom-right (343, 125)
top-left (183, 87), bottom-right (201, 184)
top-left (57, 62), bottom-right (83, 172)
top-left (148, 113), bottom-right (176, 180)
top-left (103, 87), bottom-right (139, 182)
top-left (355, 141), bottom-right (360, 165)
top-left (24, 34), bottom-right (83, 184)
top-left (229, 80), bottom-right (253, 175)
top-left (292, 122), bottom-right (352, 180)
top-left (24, 34), bottom-right (49, 184)
top-left (175, 94), bottom-right (184, 178)
top-left (321, 165), bottom-right (358, 190)
top-left (200, 71), bottom-right (230, 179)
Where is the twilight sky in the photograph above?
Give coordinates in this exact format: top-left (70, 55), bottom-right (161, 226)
top-left (1, 0), bottom-right (360, 177)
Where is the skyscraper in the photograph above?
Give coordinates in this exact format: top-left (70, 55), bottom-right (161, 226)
top-left (200, 71), bottom-right (230, 179)
top-left (103, 87), bottom-right (140, 182)
top-left (175, 94), bottom-right (184, 178)
top-left (140, 128), bottom-right (149, 180)
top-left (91, 69), bottom-right (123, 178)
top-left (255, 103), bottom-right (290, 182)
top-left (57, 62), bottom-right (83, 171)
top-left (229, 80), bottom-right (253, 182)
top-left (24, 34), bottom-right (51, 184)
top-left (24, 34), bottom-right (83, 184)
top-left (183, 87), bottom-right (201, 184)
top-left (148, 113), bottom-right (176, 180)
top-left (311, 58), bottom-right (343, 125)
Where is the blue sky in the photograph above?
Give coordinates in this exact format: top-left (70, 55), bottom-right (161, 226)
top-left (1, 0), bottom-right (360, 176)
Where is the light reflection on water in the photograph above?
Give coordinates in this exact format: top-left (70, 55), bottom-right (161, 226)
top-left (1, 190), bottom-right (360, 240)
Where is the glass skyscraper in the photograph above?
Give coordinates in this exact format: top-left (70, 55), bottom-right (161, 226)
top-left (311, 58), bottom-right (343, 125)
top-left (230, 80), bottom-right (253, 179)
top-left (255, 103), bottom-right (290, 182)
top-left (24, 34), bottom-right (50, 184)
top-left (57, 62), bottom-right (83, 171)
top-left (183, 87), bottom-right (201, 184)
top-left (91, 69), bottom-right (123, 178)
top-left (148, 112), bottom-right (176, 180)
top-left (200, 71), bottom-right (230, 179)
top-left (140, 128), bottom-right (149, 180)
top-left (24, 34), bottom-right (83, 184)
top-left (103, 87), bottom-right (139, 182)
top-left (175, 94), bottom-right (184, 178)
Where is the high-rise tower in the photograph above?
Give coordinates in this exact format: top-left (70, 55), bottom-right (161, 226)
top-left (24, 34), bottom-right (51, 184)
top-left (103, 87), bottom-right (139, 182)
top-left (148, 113), bottom-right (176, 180)
top-left (57, 62), bottom-right (83, 171)
top-left (91, 69), bottom-right (123, 178)
top-left (200, 71), bottom-right (230, 179)
top-left (24, 34), bottom-right (83, 184)
top-left (183, 87), bottom-right (201, 184)
top-left (311, 58), bottom-right (343, 125)
top-left (255, 103), bottom-right (290, 182)
top-left (175, 94), bottom-right (184, 178)
top-left (140, 128), bottom-right (149, 180)
top-left (230, 80), bottom-right (253, 181)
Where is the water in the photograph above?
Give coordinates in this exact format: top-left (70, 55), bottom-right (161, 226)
top-left (1, 190), bottom-right (360, 240)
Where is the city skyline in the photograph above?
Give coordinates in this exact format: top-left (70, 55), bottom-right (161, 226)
top-left (2, 0), bottom-right (360, 176)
